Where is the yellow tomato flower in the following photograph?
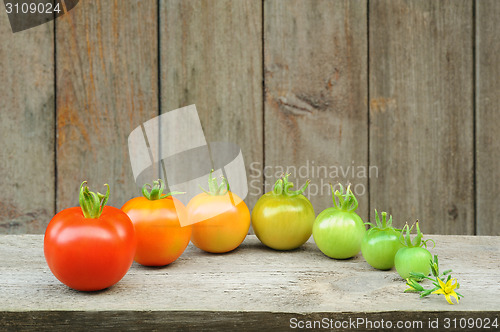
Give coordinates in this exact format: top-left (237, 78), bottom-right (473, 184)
top-left (432, 278), bottom-right (459, 304)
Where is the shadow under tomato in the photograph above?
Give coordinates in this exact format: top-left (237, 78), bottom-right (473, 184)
top-left (190, 245), bottom-right (245, 256)
top-left (131, 260), bottom-right (182, 270)
top-left (323, 255), bottom-right (358, 261)
top-left (67, 286), bottom-right (114, 295)
top-left (245, 242), bottom-right (313, 254)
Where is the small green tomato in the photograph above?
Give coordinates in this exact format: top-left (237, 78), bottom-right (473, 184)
top-left (361, 210), bottom-right (403, 270)
top-left (394, 222), bottom-right (433, 279)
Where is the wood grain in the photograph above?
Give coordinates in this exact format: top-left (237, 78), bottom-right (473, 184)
top-left (1, 235), bottom-right (499, 314)
top-left (160, 0), bottom-right (263, 209)
top-left (0, 13), bottom-right (54, 233)
top-left (56, 0), bottom-right (158, 210)
top-left (264, 0), bottom-right (368, 219)
top-left (369, 0), bottom-right (474, 234)
top-left (2, 311), bottom-right (499, 331)
top-left (1, 0), bottom-right (500, 237)
top-left (476, 0), bottom-right (500, 236)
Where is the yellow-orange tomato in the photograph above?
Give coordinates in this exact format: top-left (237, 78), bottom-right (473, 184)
top-left (122, 193), bottom-right (191, 266)
top-left (188, 191), bottom-right (250, 253)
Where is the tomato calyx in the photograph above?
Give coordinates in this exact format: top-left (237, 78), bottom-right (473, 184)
top-left (272, 173), bottom-right (310, 197)
top-left (366, 210), bottom-right (398, 231)
top-left (78, 181), bottom-right (110, 219)
top-left (399, 221), bottom-right (435, 248)
top-left (330, 183), bottom-right (358, 212)
top-left (142, 179), bottom-right (184, 200)
top-left (199, 169), bottom-right (230, 196)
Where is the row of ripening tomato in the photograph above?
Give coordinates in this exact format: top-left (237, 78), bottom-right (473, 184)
top-left (44, 171), bottom-right (432, 291)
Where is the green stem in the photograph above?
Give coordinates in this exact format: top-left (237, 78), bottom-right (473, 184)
top-left (381, 211), bottom-right (389, 228)
top-left (369, 210), bottom-right (394, 229)
top-left (374, 209), bottom-right (381, 228)
top-left (423, 238), bottom-right (436, 249)
top-left (399, 223), bottom-right (412, 246)
top-left (199, 169), bottom-right (230, 196)
top-left (423, 275), bottom-right (437, 282)
top-left (331, 183), bottom-right (358, 212)
top-left (272, 173), bottom-right (309, 197)
top-left (412, 221), bottom-right (423, 247)
top-left (79, 181), bottom-right (110, 219)
top-left (273, 175), bottom-right (284, 195)
top-left (142, 179), bottom-right (184, 200)
top-left (399, 221), bottom-right (434, 249)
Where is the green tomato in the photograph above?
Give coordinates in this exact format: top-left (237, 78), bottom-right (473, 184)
top-left (361, 211), bottom-right (403, 270)
top-left (394, 247), bottom-right (432, 279)
top-left (252, 174), bottom-right (315, 250)
top-left (361, 228), bottom-right (403, 270)
top-left (313, 209), bottom-right (365, 259)
top-left (312, 184), bottom-right (365, 259)
top-left (393, 221), bottom-right (433, 279)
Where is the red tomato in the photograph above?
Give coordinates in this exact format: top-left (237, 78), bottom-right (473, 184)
top-left (187, 170), bottom-right (250, 253)
top-left (44, 183), bottom-right (136, 291)
top-left (122, 180), bottom-right (192, 266)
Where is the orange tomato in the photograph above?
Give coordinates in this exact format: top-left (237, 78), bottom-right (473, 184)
top-left (187, 172), bottom-right (250, 253)
top-left (121, 180), bottom-right (191, 266)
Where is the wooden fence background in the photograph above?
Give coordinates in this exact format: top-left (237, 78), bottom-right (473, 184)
top-left (0, 0), bottom-right (498, 235)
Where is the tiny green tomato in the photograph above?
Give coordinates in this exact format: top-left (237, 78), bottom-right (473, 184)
top-left (394, 222), bottom-right (433, 279)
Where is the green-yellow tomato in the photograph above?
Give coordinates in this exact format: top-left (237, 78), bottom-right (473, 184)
top-left (251, 174), bottom-right (315, 250)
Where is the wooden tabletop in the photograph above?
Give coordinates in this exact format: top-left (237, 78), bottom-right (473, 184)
top-left (1, 234), bottom-right (499, 331)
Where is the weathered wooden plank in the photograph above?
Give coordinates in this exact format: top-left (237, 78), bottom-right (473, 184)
top-left (2, 311), bottom-right (498, 331)
top-left (264, 0), bottom-right (369, 220)
top-left (56, 1), bottom-right (158, 210)
top-left (369, 0), bottom-right (474, 234)
top-left (476, 0), bottom-right (500, 236)
top-left (1, 235), bottom-right (499, 315)
top-left (160, 0), bottom-right (263, 210)
top-left (0, 13), bottom-right (54, 233)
